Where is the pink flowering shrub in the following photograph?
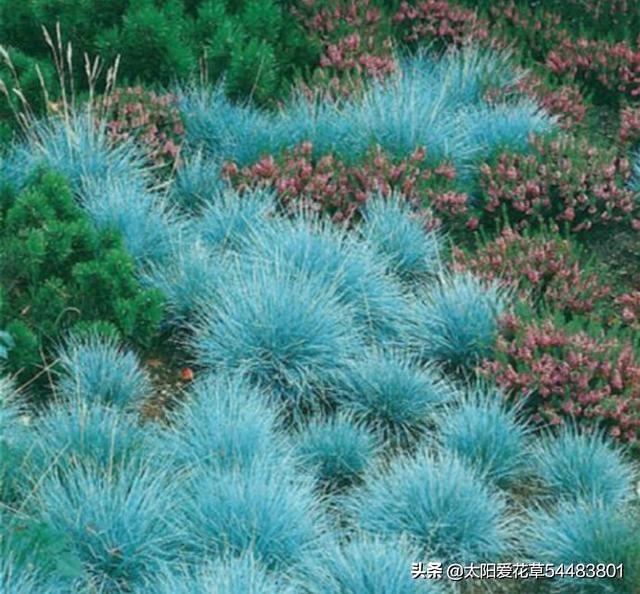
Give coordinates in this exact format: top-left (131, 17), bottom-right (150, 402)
top-left (546, 37), bottom-right (640, 104)
top-left (619, 105), bottom-right (640, 145)
top-left (294, 0), bottom-right (396, 98)
top-left (482, 313), bottom-right (640, 447)
top-left (103, 87), bottom-right (184, 170)
top-left (223, 142), bottom-right (469, 226)
top-left (537, 0), bottom-right (640, 42)
top-left (453, 228), bottom-right (611, 317)
top-left (485, 74), bottom-right (587, 130)
top-left (615, 291), bottom-right (640, 331)
top-left (501, 76), bottom-right (587, 130)
top-left (309, 33), bottom-right (397, 98)
top-left (534, 85), bottom-right (587, 131)
top-left (392, 0), bottom-right (489, 49)
top-left (476, 135), bottom-right (638, 233)
top-left (486, 2), bottom-right (570, 61)
top-left (458, 2), bottom-right (637, 109)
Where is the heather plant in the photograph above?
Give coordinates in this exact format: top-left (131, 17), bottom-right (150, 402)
top-left (162, 374), bottom-right (287, 475)
top-left (524, 500), bottom-right (639, 593)
top-left (484, 312), bottom-right (640, 445)
top-left (103, 86), bottom-right (184, 171)
top-left (474, 134), bottom-right (638, 234)
top-left (184, 461), bottom-right (326, 570)
top-left (227, 141), bottom-right (466, 226)
top-left (347, 448), bottom-right (513, 562)
top-left (392, 0), bottom-right (489, 50)
top-left (28, 462), bottom-right (181, 593)
top-left (410, 272), bottom-right (508, 368)
top-left (294, 413), bottom-right (379, 487)
top-left (311, 33), bottom-right (396, 100)
top-left (0, 171), bottom-right (164, 386)
top-left (452, 227), bottom-right (613, 319)
top-left (359, 191), bottom-right (443, 283)
top-left (335, 349), bottom-right (454, 447)
top-left (531, 425), bottom-right (636, 505)
top-left (467, 1), bottom-right (640, 105)
top-left (616, 290), bottom-right (640, 331)
top-left (435, 384), bottom-right (530, 488)
top-left (55, 332), bottom-right (153, 409)
top-left (190, 259), bottom-right (363, 410)
top-left (620, 106), bottom-right (640, 146)
top-left (503, 0), bottom-right (640, 44)
top-left (293, 0), bottom-right (397, 99)
top-left (546, 36), bottom-right (640, 106)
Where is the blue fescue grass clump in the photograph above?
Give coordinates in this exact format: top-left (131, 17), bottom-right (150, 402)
top-left (464, 100), bottom-right (555, 158)
top-left (630, 149), bottom-right (640, 193)
top-left (411, 272), bottom-right (507, 368)
top-left (347, 448), bottom-right (512, 562)
top-left (0, 114), bottom-right (149, 196)
top-left (276, 93), bottom-right (363, 162)
top-left (26, 400), bottom-right (147, 478)
top-left (0, 377), bottom-right (24, 451)
top-left (179, 48), bottom-right (552, 172)
top-left (430, 46), bottom-right (519, 108)
top-left (144, 555), bottom-right (295, 594)
top-left (300, 535), bottom-right (441, 594)
top-left (435, 385), bottom-right (530, 488)
top-left (196, 187), bottom-right (276, 254)
top-left (294, 413), bottom-right (378, 486)
top-left (170, 151), bottom-right (227, 210)
top-left (524, 501), bottom-right (639, 593)
top-left (0, 557), bottom-right (41, 594)
top-left (334, 47), bottom-right (548, 168)
top-left (0, 377), bottom-right (31, 503)
top-left (79, 176), bottom-right (175, 266)
top-left (162, 374), bottom-right (286, 474)
top-left (55, 332), bottom-right (152, 409)
top-left (29, 462), bottom-right (180, 594)
top-left (179, 86), bottom-right (276, 167)
top-left (244, 218), bottom-right (414, 346)
top-left (531, 426), bottom-right (636, 505)
top-left (141, 236), bottom-right (220, 324)
top-left (359, 191), bottom-right (443, 283)
top-left (348, 59), bottom-right (466, 165)
top-left (184, 462), bottom-right (326, 570)
top-left (335, 349), bottom-right (453, 446)
top-left (190, 259), bottom-right (362, 408)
